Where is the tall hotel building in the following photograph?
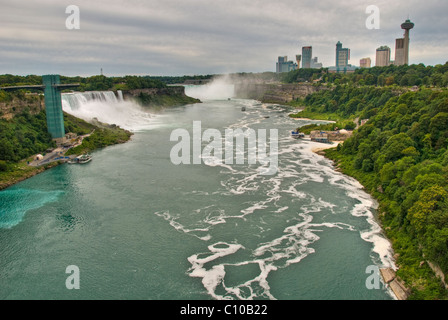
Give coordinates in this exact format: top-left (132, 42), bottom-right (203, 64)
top-left (336, 41), bottom-right (350, 70)
top-left (302, 46), bottom-right (312, 68)
top-left (376, 46), bottom-right (391, 66)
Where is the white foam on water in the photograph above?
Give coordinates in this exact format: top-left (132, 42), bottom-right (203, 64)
top-left (154, 99), bottom-right (396, 299)
top-left (300, 141), bottom-right (397, 271)
top-left (184, 194), bottom-right (356, 300)
top-left (188, 242), bottom-right (244, 300)
top-left (154, 211), bottom-right (212, 241)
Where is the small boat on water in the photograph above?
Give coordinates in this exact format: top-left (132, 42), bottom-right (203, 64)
top-left (68, 154), bottom-right (92, 164)
top-left (241, 106), bottom-right (246, 111)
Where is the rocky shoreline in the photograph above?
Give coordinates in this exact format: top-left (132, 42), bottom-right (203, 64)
top-left (380, 268), bottom-right (411, 300)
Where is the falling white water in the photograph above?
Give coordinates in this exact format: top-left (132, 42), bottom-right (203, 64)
top-left (61, 91), bottom-right (157, 131)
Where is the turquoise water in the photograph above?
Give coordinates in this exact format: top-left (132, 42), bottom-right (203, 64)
top-left (0, 95), bottom-right (395, 300)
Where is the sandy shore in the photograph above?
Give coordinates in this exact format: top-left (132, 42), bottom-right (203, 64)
top-left (289, 113), bottom-right (336, 123)
top-left (290, 116), bottom-right (313, 121)
top-left (311, 141), bottom-right (343, 154)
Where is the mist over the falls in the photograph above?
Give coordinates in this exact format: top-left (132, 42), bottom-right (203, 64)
top-left (184, 76), bottom-right (235, 101)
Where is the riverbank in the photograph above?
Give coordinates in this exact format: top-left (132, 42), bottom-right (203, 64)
top-left (308, 141), bottom-right (409, 300)
top-left (0, 160), bottom-right (57, 191)
top-left (325, 145), bottom-right (448, 300)
top-left (310, 141), bottom-right (343, 154)
top-left (0, 120), bottom-right (133, 192)
top-left (317, 143), bottom-right (420, 300)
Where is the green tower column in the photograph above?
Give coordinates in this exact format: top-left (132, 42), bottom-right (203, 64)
top-left (43, 75), bottom-right (65, 139)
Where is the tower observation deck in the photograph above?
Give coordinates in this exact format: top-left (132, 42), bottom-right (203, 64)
top-left (395, 19), bottom-right (414, 66)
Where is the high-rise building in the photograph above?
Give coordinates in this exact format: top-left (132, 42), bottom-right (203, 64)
top-left (302, 46), bottom-right (312, 69)
top-left (311, 57), bottom-right (323, 69)
top-left (376, 46), bottom-right (391, 66)
top-left (276, 56), bottom-right (297, 73)
top-left (336, 41), bottom-right (350, 69)
top-left (328, 41), bottom-right (357, 73)
top-left (394, 39), bottom-right (405, 66)
top-left (394, 19), bottom-right (414, 66)
top-left (360, 57), bottom-right (371, 68)
top-left (276, 56), bottom-right (286, 73)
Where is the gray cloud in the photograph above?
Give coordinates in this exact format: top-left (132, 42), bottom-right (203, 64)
top-left (0, 0), bottom-right (447, 76)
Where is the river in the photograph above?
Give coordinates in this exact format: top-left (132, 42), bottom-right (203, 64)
top-left (0, 83), bottom-right (396, 300)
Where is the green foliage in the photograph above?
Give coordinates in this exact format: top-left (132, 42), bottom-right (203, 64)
top-left (0, 74), bottom-right (167, 92)
top-left (0, 74), bottom-right (42, 87)
top-left (0, 110), bottom-right (55, 162)
top-left (282, 68), bottom-right (325, 83)
top-left (64, 112), bottom-right (96, 135)
top-left (122, 76), bottom-right (166, 90)
top-left (134, 91), bottom-right (200, 109)
top-left (150, 74), bottom-right (214, 85)
top-left (290, 85), bottom-right (400, 121)
top-left (65, 127), bottom-right (132, 156)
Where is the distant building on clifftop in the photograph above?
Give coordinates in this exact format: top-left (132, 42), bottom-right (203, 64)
top-left (311, 57), bottom-right (323, 68)
top-left (328, 41), bottom-right (357, 73)
top-left (276, 56), bottom-right (297, 73)
top-left (336, 41), bottom-right (350, 69)
top-left (360, 57), bottom-right (371, 68)
top-left (302, 46), bottom-right (312, 68)
top-left (376, 46), bottom-right (392, 66)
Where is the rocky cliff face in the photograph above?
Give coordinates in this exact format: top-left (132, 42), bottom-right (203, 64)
top-left (0, 93), bottom-right (45, 120)
top-left (234, 83), bottom-right (327, 104)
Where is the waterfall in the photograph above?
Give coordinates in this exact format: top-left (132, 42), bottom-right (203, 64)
top-left (61, 91), bottom-right (155, 131)
top-left (62, 91), bottom-right (120, 111)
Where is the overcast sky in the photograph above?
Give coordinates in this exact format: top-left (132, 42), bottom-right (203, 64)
top-left (0, 0), bottom-right (447, 77)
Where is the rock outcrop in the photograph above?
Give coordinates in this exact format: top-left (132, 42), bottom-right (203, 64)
top-left (0, 93), bottom-right (44, 120)
top-left (380, 268), bottom-right (411, 300)
top-left (234, 83), bottom-right (328, 104)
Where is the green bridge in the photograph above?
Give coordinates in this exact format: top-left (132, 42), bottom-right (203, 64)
top-left (0, 75), bottom-right (79, 140)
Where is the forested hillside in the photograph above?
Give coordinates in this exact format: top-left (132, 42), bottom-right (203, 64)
top-left (329, 88), bottom-right (448, 299)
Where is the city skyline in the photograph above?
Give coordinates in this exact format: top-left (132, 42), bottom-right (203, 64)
top-left (292, 17), bottom-right (414, 72)
top-left (1, 0), bottom-right (447, 76)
